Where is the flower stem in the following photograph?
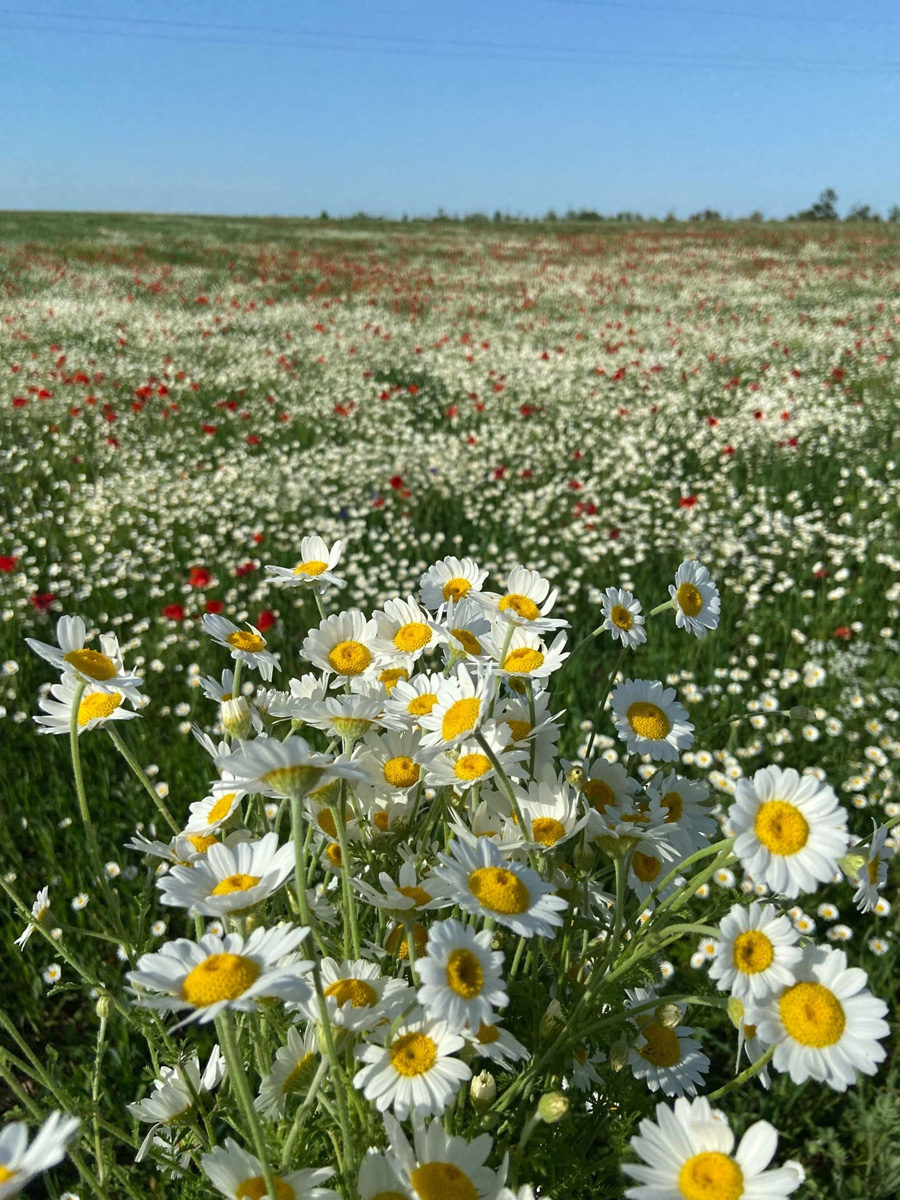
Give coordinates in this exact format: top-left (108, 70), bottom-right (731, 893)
top-left (106, 726), bottom-right (179, 833)
top-left (584, 646), bottom-right (627, 761)
top-left (216, 1011), bottom-right (280, 1200)
top-left (704, 1044), bottom-right (776, 1101)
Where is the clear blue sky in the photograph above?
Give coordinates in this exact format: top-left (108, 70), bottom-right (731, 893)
top-left (1, 1), bottom-right (899, 219)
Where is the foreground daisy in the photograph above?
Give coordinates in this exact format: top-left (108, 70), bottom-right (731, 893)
top-left (296, 957), bottom-right (412, 1034)
top-left (611, 679), bottom-right (694, 762)
top-left (127, 926), bottom-right (312, 1026)
top-left (34, 677), bottom-right (139, 736)
top-left (709, 902), bottom-right (803, 1004)
top-left (384, 1110), bottom-right (507, 1200)
top-left (627, 1008), bottom-right (710, 1098)
top-left (418, 554), bottom-right (489, 610)
top-left (128, 1048), bottom-right (224, 1160)
top-left (302, 609), bottom-right (381, 686)
top-left (599, 587), bottom-right (647, 649)
top-left (353, 1015), bottom-right (470, 1118)
top-left (730, 766), bottom-right (850, 898)
top-left (622, 1096), bottom-right (803, 1199)
top-left (750, 945), bottom-right (889, 1092)
top-left (668, 559), bottom-right (721, 639)
top-left (156, 832), bottom-right (295, 916)
top-left (26, 614), bottom-right (142, 695)
top-left (217, 736), bottom-right (365, 801)
top-left (480, 565), bottom-right (568, 632)
top-left (416, 917), bottom-right (508, 1032)
top-left (265, 535), bottom-right (345, 591)
top-left (432, 836), bottom-right (568, 937)
top-left (852, 822), bottom-right (889, 914)
top-left (419, 664), bottom-right (495, 748)
top-left (202, 614), bottom-right (278, 681)
top-left (254, 1024), bottom-right (320, 1119)
top-left (202, 1138), bottom-right (337, 1200)
top-left (0, 1112), bottom-right (80, 1199)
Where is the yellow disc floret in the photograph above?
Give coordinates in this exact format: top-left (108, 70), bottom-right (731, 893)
top-left (408, 692), bottom-right (438, 716)
top-left (63, 647), bottom-right (117, 680)
top-left (210, 873), bottom-right (261, 897)
top-left (450, 628), bottom-right (483, 656)
top-left (443, 576), bottom-right (472, 602)
top-left (754, 800), bottom-right (809, 856)
top-left (77, 691), bottom-right (123, 727)
top-left (610, 605), bottom-right (634, 631)
top-left (397, 884), bottom-right (432, 908)
top-left (626, 701), bottom-right (671, 741)
top-left (499, 593), bottom-right (540, 622)
top-left (468, 866), bottom-right (531, 915)
top-left (282, 1052), bottom-right (317, 1095)
top-left (732, 930), bottom-right (775, 974)
top-left (678, 1152), bottom-right (743, 1200)
top-left (262, 765), bottom-right (325, 799)
top-left (293, 559), bottom-right (328, 577)
top-left (207, 792), bottom-right (237, 824)
top-left (442, 697), bottom-right (482, 742)
top-left (531, 817), bottom-right (567, 847)
top-left (383, 756), bottom-right (420, 789)
top-left (584, 778), bottom-right (615, 811)
top-left (503, 647), bottom-right (545, 674)
top-left (779, 981), bottom-right (846, 1047)
top-left (632, 852), bottom-right (661, 882)
top-left (327, 640), bottom-right (372, 676)
top-left (393, 622), bottom-right (432, 653)
top-left (180, 953), bottom-right (261, 1006)
top-left (390, 1031), bottom-right (438, 1077)
top-left (455, 754), bottom-right (492, 782)
top-left (446, 948), bottom-right (484, 998)
top-left (676, 582), bottom-right (704, 617)
top-left (637, 1023), bottom-right (681, 1067)
top-left (324, 978), bottom-right (378, 1008)
top-left (226, 630), bottom-right (266, 653)
top-left (661, 790), bottom-right (683, 822)
top-left (410, 1162), bottom-right (479, 1200)
top-left (236, 1177), bottom-right (296, 1200)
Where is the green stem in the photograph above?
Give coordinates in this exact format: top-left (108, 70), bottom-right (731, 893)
top-left (335, 780), bottom-right (360, 958)
top-left (704, 1044), bottom-right (776, 1101)
top-left (107, 725), bottom-right (179, 833)
top-left (474, 730), bottom-right (538, 871)
top-left (216, 1012), bottom-right (280, 1200)
top-left (91, 1014), bottom-right (109, 1185)
top-left (584, 646), bottom-right (628, 761)
top-left (280, 1056), bottom-right (329, 1167)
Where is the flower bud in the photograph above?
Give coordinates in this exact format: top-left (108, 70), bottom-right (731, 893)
top-left (566, 765), bottom-right (586, 790)
top-left (608, 1040), bottom-right (629, 1072)
top-left (790, 706), bottom-right (815, 722)
top-left (538, 1092), bottom-right (569, 1124)
top-left (95, 992), bottom-right (115, 1020)
top-left (540, 999), bottom-right (565, 1041)
top-left (470, 1070), bottom-right (497, 1111)
top-left (727, 995), bottom-right (745, 1030)
top-left (655, 1003), bottom-right (681, 1029)
top-left (221, 696), bottom-right (253, 740)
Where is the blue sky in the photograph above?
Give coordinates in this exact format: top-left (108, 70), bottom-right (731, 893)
top-left (1, 1), bottom-right (898, 218)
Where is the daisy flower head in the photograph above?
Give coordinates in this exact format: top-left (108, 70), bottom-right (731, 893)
top-left (202, 614), bottom-right (278, 682)
top-left (622, 1095), bottom-right (803, 1200)
top-left (14, 886), bottom-right (51, 950)
top-left (355, 727), bottom-right (439, 798)
top-left (26, 614), bottom-right (142, 696)
top-left (599, 586), bottom-right (647, 649)
top-left (419, 663), bottom-right (496, 748)
top-left (428, 724), bottom-right (527, 793)
top-left (576, 756), bottom-right (640, 817)
top-left (353, 1015), bottom-right (470, 1119)
top-left (750, 945), bottom-right (889, 1092)
top-left (416, 917), bottom-right (508, 1032)
top-left (299, 693), bottom-right (385, 743)
top-left (432, 836), bottom-right (568, 938)
top-left (611, 679), bottom-right (694, 762)
top-left (126, 925), bottom-right (312, 1027)
top-left (373, 595), bottom-right (443, 663)
top-left (254, 1024), bottom-right (319, 1119)
top-left (440, 597), bottom-right (493, 663)
top-left (381, 670), bottom-right (446, 731)
top-left (730, 766), bottom-right (850, 899)
top-left (481, 565), bottom-right (568, 633)
top-left (708, 902), bottom-right (803, 1003)
top-left (516, 768), bottom-right (588, 850)
top-left (297, 957), bottom-right (412, 1034)
top-left (352, 859), bottom-right (449, 919)
top-left (852, 822), bottom-right (890, 913)
top-left (34, 676), bottom-right (140, 737)
top-left (217, 735), bottom-right (366, 801)
top-left (384, 1110), bottom-right (506, 1200)
top-left (626, 990), bottom-right (710, 1098)
top-left (202, 1138), bottom-right (337, 1200)
top-left (184, 789), bottom-right (243, 836)
top-left (668, 559), bottom-right (722, 639)
top-left (357, 1150), bottom-right (403, 1200)
top-left (156, 832), bottom-right (294, 917)
top-left (495, 687), bottom-right (561, 763)
top-left (464, 1018), bottom-right (530, 1065)
top-left (198, 668), bottom-right (236, 703)
top-left (302, 608), bottom-right (381, 687)
top-left (128, 1048), bottom-right (224, 1160)
top-left (645, 770), bottom-right (716, 855)
top-left (483, 625), bottom-right (568, 681)
top-left (0, 1112), bottom-right (80, 1199)
top-left (418, 555), bottom-right (489, 611)
top-left (265, 535), bottom-right (345, 592)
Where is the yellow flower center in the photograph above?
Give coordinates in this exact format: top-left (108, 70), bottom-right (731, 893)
top-left (236, 1177), bottom-right (295, 1200)
top-left (443, 576), bottom-right (472, 602)
top-left (187, 833), bottom-right (218, 853)
top-left (476, 1022), bottom-right (500, 1044)
top-left (743, 1022), bottom-right (757, 1038)
top-left (408, 692), bottom-right (438, 716)
top-left (455, 753), bottom-right (492, 782)
top-left (506, 719), bottom-right (532, 743)
top-left (503, 647), bottom-right (545, 674)
top-left (393, 622), bottom-right (432, 653)
top-left (754, 800), bottom-right (809, 855)
top-left (442, 696), bottom-right (482, 742)
top-left (676, 582), bottom-right (704, 617)
top-left (207, 792), bottom-right (237, 824)
top-left (373, 811), bottom-right (389, 832)
top-left (468, 866), bottom-right (531, 915)
top-left (446, 948), bottom-right (484, 998)
top-left (499, 593), bottom-right (541, 621)
top-left (627, 701), bottom-right (671, 741)
top-left (390, 1031), bottom-right (438, 1077)
top-left (293, 559), bottom-right (328, 577)
top-left (262, 765), bottom-right (325, 799)
top-left (661, 790), bottom-right (683, 822)
top-left (410, 1163), bottom-right (479, 1200)
top-left (779, 981), bottom-right (846, 1047)
top-left (632, 852), bottom-right (661, 882)
top-left (638, 1023), bottom-right (681, 1067)
top-left (324, 977), bottom-right (378, 1008)
top-left (451, 627), bottom-right (483, 655)
top-left (282, 1052), bottom-right (317, 1095)
top-left (327, 640), bottom-right (372, 676)
top-left (63, 647), bottom-right (117, 680)
top-left (386, 922), bottom-right (428, 959)
top-left (210, 873), bottom-right (262, 896)
top-left (867, 856), bottom-right (880, 885)
top-left (226, 630), bottom-right (266, 653)
top-left (531, 817), bottom-right (567, 847)
top-left (325, 843), bottom-right (343, 868)
top-left (678, 1152), bottom-right (743, 1200)
top-left (610, 604), bottom-right (633, 631)
top-left (371, 1193), bottom-right (409, 1200)
top-left (383, 756), bottom-right (420, 789)
top-left (0, 1167), bottom-right (18, 1186)
top-left (180, 952), bottom-right (260, 1006)
top-left (584, 778), bottom-right (615, 811)
top-left (732, 930), bottom-right (774, 974)
top-left (77, 691), bottom-right (123, 727)
top-left (379, 667), bottom-right (409, 692)
top-left (398, 884), bottom-right (432, 907)
top-left (316, 809), bottom-right (338, 839)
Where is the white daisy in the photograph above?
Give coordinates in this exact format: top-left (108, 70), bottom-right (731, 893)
top-left (479, 565), bottom-right (568, 633)
top-left (418, 663), bottom-right (496, 748)
top-left (357, 1149), bottom-right (405, 1200)
top-left (126, 925), bottom-right (312, 1026)
top-left (416, 918), bottom-right (508, 1032)
top-left (432, 836), bottom-right (568, 938)
top-left (254, 1024), bottom-right (320, 1119)
top-left (611, 679), bottom-right (694, 762)
top-left (216, 736), bottom-right (366, 801)
top-left (299, 694), bottom-right (386, 743)
top-left (515, 769), bottom-right (587, 850)
top-left (184, 789), bottom-right (243, 835)
top-left (644, 771), bottom-right (716, 855)
top-left (302, 608), bottom-right (382, 687)
top-left (428, 726), bottom-right (527, 794)
top-left (265, 535), bottom-right (345, 591)
top-left (626, 990), bottom-right (710, 1098)
top-left (482, 626), bottom-right (568, 681)
top-left (197, 669), bottom-right (237, 703)
top-left (354, 727), bottom-right (439, 798)
top-left (296, 957), bottom-right (412, 1034)
top-left (352, 860), bottom-right (449, 918)
top-left (575, 757), bottom-right (640, 817)
top-left (202, 614), bottom-right (278, 682)
top-left (463, 1018), bottom-right (529, 1065)
top-left (373, 595), bottom-right (443, 663)
top-left (438, 597), bottom-right (493, 662)
top-left (14, 886), bottom-right (51, 950)
top-left (156, 833), bottom-right (295, 917)
top-left (128, 1048), bottom-right (224, 1160)
top-left (668, 559), bottom-right (722, 639)
top-left (852, 823), bottom-right (889, 913)
top-left (494, 688), bottom-right (561, 763)
top-left (599, 587), bottom-right (647, 649)
top-left (353, 1015), bottom-right (470, 1119)
top-left (33, 677), bottom-right (139, 736)
top-left (381, 671), bottom-right (446, 730)
top-left (708, 902), bottom-right (803, 1003)
top-left (730, 766), bottom-right (850, 899)
top-left (418, 555), bottom-right (489, 611)
top-left (202, 1138), bottom-right (337, 1200)
top-left (0, 1112), bottom-right (81, 1199)
top-left (750, 945), bottom-right (889, 1093)
top-left (622, 1096), bottom-right (803, 1199)
top-left (384, 1110), bottom-right (506, 1200)
top-left (26, 614), bottom-right (142, 696)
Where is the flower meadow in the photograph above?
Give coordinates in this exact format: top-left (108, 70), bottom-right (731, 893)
top-left (0, 213), bottom-right (899, 1200)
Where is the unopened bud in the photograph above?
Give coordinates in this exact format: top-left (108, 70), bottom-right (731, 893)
top-left (470, 1070), bottom-right (497, 1111)
top-left (221, 696), bottom-right (253, 740)
top-left (790, 706), bottom-right (815, 722)
top-left (727, 996), bottom-right (745, 1030)
top-left (566, 765), bottom-right (586, 790)
top-left (95, 992), bottom-right (114, 1021)
top-left (608, 1041), bottom-right (629, 1072)
top-left (537, 1092), bottom-right (569, 1124)
top-left (540, 999), bottom-right (565, 1041)
top-left (655, 1003), bottom-right (681, 1029)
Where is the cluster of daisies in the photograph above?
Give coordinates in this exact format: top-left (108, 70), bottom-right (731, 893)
top-left (10, 538), bottom-right (894, 1200)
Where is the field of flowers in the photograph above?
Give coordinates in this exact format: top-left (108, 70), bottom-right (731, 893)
top-left (0, 212), bottom-right (898, 1200)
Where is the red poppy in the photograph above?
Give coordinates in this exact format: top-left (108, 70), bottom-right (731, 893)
top-left (389, 475), bottom-right (404, 490)
top-left (0, 555), bottom-right (17, 572)
top-left (162, 603), bottom-right (185, 621)
top-left (256, 609), bottom-right (276, 632)
top-left (205, 599), bottom-right (224, 615)
top-left (30, 592), bottom-right (56, 611)
top-left (679, 495), bottom-right (698, 508)
top-left (833, 626), bottom-right (852, 640)
top-left (188, 566), bottom-right (213, 589)
top-left (234, 561), bottom-right (257, 577)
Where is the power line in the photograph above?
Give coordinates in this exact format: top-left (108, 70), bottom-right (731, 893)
top-left (532, 0), bottom-right (900, 26)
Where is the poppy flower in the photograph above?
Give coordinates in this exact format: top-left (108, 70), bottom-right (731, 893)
top-left (188, 566), bottom-right (213, 589)
top-left (256, 609), bottom-right (276, 632)
top-left (30, 593), bottom-right (56, 611)
top-left (0, 555), bottom-right (18, 572)
top-left (162, 603), bottom-right (185, 621)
